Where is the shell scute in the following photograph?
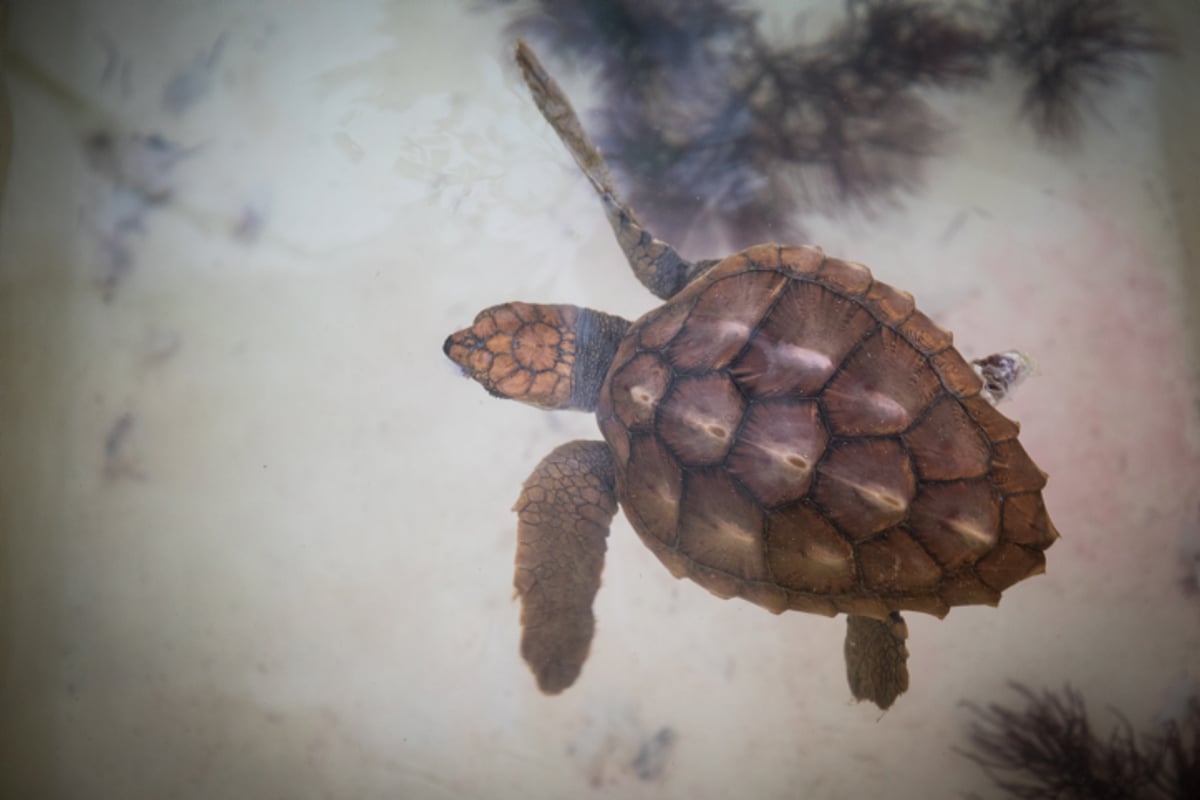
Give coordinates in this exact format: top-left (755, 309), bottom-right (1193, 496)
top-left (731, 279), bottom-right (876, 397)
top-left (677, 471), bottom-right (766, 582)
top-left (728, 400), bottom-right (827, 507)
top-left (899, 594), bottom-right (951, 618)
top-left (898, 308), bottom-right (954, 355)
top-left (833, 595), bottom-right (891, 618)
top-left (858, 529), bottom-right (943, 593)
top-left (976, 544), bottom-right (1046, 592)
top-left (623, 435), bottom-right (682, 545)
top-left (904, 396), bottom-right (991, 481)
top-left (777, 244), bottom-right (825, 277)
top-left (930, 349), bottom-right (984, 397)
top-left (785, 592), bottom-right (838, 616)
top-left (608, 352), bottom-right (671, 430)
top-left (862, 280), bottom-right (915, 325)
top-left (908, 481), bottom-right (1000, 570)
top-left (766, 504), bottom-right (856, 593)
top-left (1001, 493), bottom-right (1058, 547)
top-left (961, 394), bottom-right (1021, 442)
top-left (939, 570), bottom-right (1002, 607)
top-left (991, 439), bottom-right (1048, 493)
top-left (659, 374), bottom-right (744, 466)
top-left (740, 582), bottom-right (789, 614)
top-left (666, 271), bottom-right (786, 371)
top-left (813, 438), bottom-right (915, 539)
top-left (741, 243), bottom-right (783, 270)
top-left (599, 413), bottom-right (630, 466)
top-left (639, 300), bottom-right (692, 349)
top-left (818, 257), bottom-right (873, 296)
top-left (822, 327), bottom-right (941, 436)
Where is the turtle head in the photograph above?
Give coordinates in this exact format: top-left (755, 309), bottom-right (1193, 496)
top-left (443, 301), bottom-right (629, 412)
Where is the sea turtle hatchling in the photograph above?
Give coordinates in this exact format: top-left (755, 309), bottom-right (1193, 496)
top-left (443, 42), bottom-right (1059, 710)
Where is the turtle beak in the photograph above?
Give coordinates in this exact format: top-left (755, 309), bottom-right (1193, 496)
top-left (443, 321), bottom-right (516, 401)
top-left (443, 327), bottom-right (481, 379)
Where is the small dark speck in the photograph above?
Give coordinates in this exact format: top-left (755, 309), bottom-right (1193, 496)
top-left (631, 726), bottom-right (677, 781)
top-left (106, 413), bottom-right (133, 453)
top-left (163, 33), bottom-right (228, 114)
top-left (97, 33), bottom-right (131, 95)
top-left (939, 210), bottom-right (968, 243)
top-left (142, 328), bottom-right (181, 365)
top-left (231, 202), bottom-right (268, 243)
top-left (104, 411), bottom-right (144, 480)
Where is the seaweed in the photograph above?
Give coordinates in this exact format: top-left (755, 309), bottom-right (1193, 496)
top-left (824, 0), bottom-right (994, 93)
top-left (494, 0), bottom-right (751, 73)
top-left (992, 0), bottom-right (1170, 142)
top-left (486, 0), bottom-right (1167, 251)
top-left (958, 684), bottom-right (1200, 799)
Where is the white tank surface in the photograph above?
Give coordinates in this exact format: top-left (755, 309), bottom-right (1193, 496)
top-left (1, 2), bottom-right (1198, 798)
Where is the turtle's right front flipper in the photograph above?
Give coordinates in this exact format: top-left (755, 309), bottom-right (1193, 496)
top-left (515, 41), bottom-right (713, 300)
top-left (513, 439), bottom-right (617, 693)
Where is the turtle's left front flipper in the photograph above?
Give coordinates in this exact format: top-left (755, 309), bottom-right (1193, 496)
top-left (513, 439), bottom-right (617, 694)
top-left (514, 40), bottom-right (713, 300)
top-left (844, 613), bottom-right (910, 711)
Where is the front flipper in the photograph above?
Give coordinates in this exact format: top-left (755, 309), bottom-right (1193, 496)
top-left (514, 40), bottom-right (714, 300)
top-left (844, 613), bottom-right (910, 710)
top-left (513, 440), bottom-right (617, 693)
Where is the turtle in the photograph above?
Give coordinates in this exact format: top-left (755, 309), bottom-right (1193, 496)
top-left (443, 41), bottom-right (1059, 710)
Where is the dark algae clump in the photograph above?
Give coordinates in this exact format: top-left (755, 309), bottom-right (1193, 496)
top-left (487, 0), bottom-right (1167, 251)
top-left (959, 684), bottom-right (1200, 799)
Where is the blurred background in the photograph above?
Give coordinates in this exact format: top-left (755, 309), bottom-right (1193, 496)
top-left (0, 1), bottom-right (1197, 797)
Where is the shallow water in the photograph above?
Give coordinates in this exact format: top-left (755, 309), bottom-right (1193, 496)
top-left (1, 2), bottom-right (1198, 798)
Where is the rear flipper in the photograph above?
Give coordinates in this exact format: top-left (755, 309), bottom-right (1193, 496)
top-left (845, 613), bottom-right (910, 710)
top-left (973, 351), bottom-right (1035, 404)
top-left (513, 440), bottom-right (617, 693)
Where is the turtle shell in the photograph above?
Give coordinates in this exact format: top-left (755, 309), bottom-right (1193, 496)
top-left (596, 244), bottom-right (1059, 620)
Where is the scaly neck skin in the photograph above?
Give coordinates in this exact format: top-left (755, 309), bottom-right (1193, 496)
top-left (443, 302), bottom-right (630, 412)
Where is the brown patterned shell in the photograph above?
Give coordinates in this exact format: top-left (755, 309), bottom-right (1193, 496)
top-left (596, 244), bottom-right (1059, 620)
